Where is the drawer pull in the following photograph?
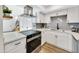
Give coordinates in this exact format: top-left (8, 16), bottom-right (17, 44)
top-left (15, 42), bottom-right (21, 45)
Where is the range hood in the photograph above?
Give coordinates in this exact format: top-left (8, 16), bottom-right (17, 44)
top-left (20, 5), bottom-right (36, 17)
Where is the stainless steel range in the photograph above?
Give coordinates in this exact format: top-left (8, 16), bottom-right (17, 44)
top-left (20, 30), bottom-right (41, 53)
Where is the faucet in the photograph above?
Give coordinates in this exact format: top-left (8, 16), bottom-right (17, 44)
top-left (57, 23), bottom-right (59, 30)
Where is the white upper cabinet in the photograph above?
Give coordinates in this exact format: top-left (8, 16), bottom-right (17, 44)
top-left (36, 12), bottom-right (42, 23)
top-left (44, 15), bottom-right (51, 23)
top-left (48, 9), bottom-right (67, 17)
top-left (33, 7), bottom-right (50, 23)
top-left (36, 12), bottom-right (47, 23)
top-left (45, 9), bottom-right (67, 23)
top-left (67, 7), bottom-right (79, 23)
top-left (36, 12), bottom-right (51, 23)
top-left (57, 9), bottom-right (67, 16)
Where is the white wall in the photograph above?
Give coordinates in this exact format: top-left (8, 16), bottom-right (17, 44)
top-left (0, 5), bottom-right (3, 16)
top-left (3, 5), bottom-right (39, 32)
top-left (6, 5), bottom-right (42, 17)
top-left (3, 19), bottom-right (17, 32)
top-left (0, 20), bottom-right (4, 53)
top-left (18, 17), bottom-right (33, 31)
top-left (0, 6), bottom-right (4, 53)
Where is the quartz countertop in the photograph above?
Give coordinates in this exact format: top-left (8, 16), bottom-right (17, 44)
top-left (65, 31), bottom-right (79, 40)
top-left (3, 32), bottom-right (26, 44)
top-left (34, 28), bottom-right (51, 31)
top-left (35, 28), bottom-right (79, 40)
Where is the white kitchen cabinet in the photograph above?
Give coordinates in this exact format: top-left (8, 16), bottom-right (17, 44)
top-left (41, 31), bottom-right (47, 45)
top-left (48, 9), bottom-right (67, 18)
top-left (77, 41), bottom-right (79, 52)
top-left (56, 33), bottom-right (73, 52)
top-left (57, 9), bottom-right (67, 16)
top-left (42, 31), bottom-right (77, 52)
top-left (46, 32), bottom-right (57, 45)
top-left (44, 15), bottom-right (51, 23)
top-left (67, 7), bottom-right (79, 23)
top-left (56, 32), bottom-right (77, 52)
top-left (36, 12), bottom-right (44, 23)
top-left (42, 31), bottom-right (57, 45)
top-left (45, 9), bottom-right (67, 23)
top-left (72, 37), bottom-right (78, 52)
top-left (5, 38), bottom-right (26, 53)
top-left (36, 12), bottom-right (50, 23)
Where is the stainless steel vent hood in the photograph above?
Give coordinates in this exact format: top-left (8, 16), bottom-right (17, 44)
top-left (20, 5), bottom-right (36, 17)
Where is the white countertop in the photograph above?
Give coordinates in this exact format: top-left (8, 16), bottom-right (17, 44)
top-left (3, 28), bottom-right (79, 45)
top-left (35, 28), bottom-right (79, 40)
top-left (65, 31), bottom-right (79, 40)
top-left (3, 32), bottom-right (26, 44)
top-left (34, 28), bottom-right (51, 31)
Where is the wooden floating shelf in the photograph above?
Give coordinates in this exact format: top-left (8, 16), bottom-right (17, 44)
top-left (3, 16), bottom-right (13, 19)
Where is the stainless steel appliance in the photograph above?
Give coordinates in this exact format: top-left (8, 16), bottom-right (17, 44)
top-left (20, 30), bottom-right (41, 53)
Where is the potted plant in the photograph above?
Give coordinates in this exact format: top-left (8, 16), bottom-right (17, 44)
top-left (3, 7), bottom-right (12, 16)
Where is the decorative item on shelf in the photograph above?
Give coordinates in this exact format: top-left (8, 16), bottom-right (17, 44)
top-left (2, 5), bottom-right (13, 19)
top-left (15, 20), bottom-right (20, 32)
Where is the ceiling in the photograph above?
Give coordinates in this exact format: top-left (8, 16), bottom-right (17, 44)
top-left (36, 5), bottom-right (79, 14)
top-left (7, 5), bottom-right (79, 14)
top-left (42, 5), bottom-right (53, 9)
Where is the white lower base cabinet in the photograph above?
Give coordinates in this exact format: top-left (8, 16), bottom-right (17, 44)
top-left (72, 38), bottom-right (78, 53)
top-left (42, 31), bottom-right (57, 45)
top-left (57, 33), bottom-right (77, 52)
top-left (5, 38), bottom-right (26, 53)
top-left (42, 31), bottom-right (78, 52)
top-left (77, 41), bottom-right (79, 53)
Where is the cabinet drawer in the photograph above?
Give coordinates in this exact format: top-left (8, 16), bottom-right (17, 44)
top-left (5, 38), bottom-right (26, 53)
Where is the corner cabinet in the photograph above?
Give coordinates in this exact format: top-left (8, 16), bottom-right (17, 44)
top-left (67, 7), bottom-right (79, 23)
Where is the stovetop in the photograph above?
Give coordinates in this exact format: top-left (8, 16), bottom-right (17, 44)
top-left (20, 30), bottom-right (41, 36)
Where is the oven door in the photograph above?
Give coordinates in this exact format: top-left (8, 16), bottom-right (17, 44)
top-left (27, 36), bottom-right (41, 53)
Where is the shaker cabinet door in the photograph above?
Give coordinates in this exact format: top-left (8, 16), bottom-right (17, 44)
top-left (67, 7), bottom-right (79, 23)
